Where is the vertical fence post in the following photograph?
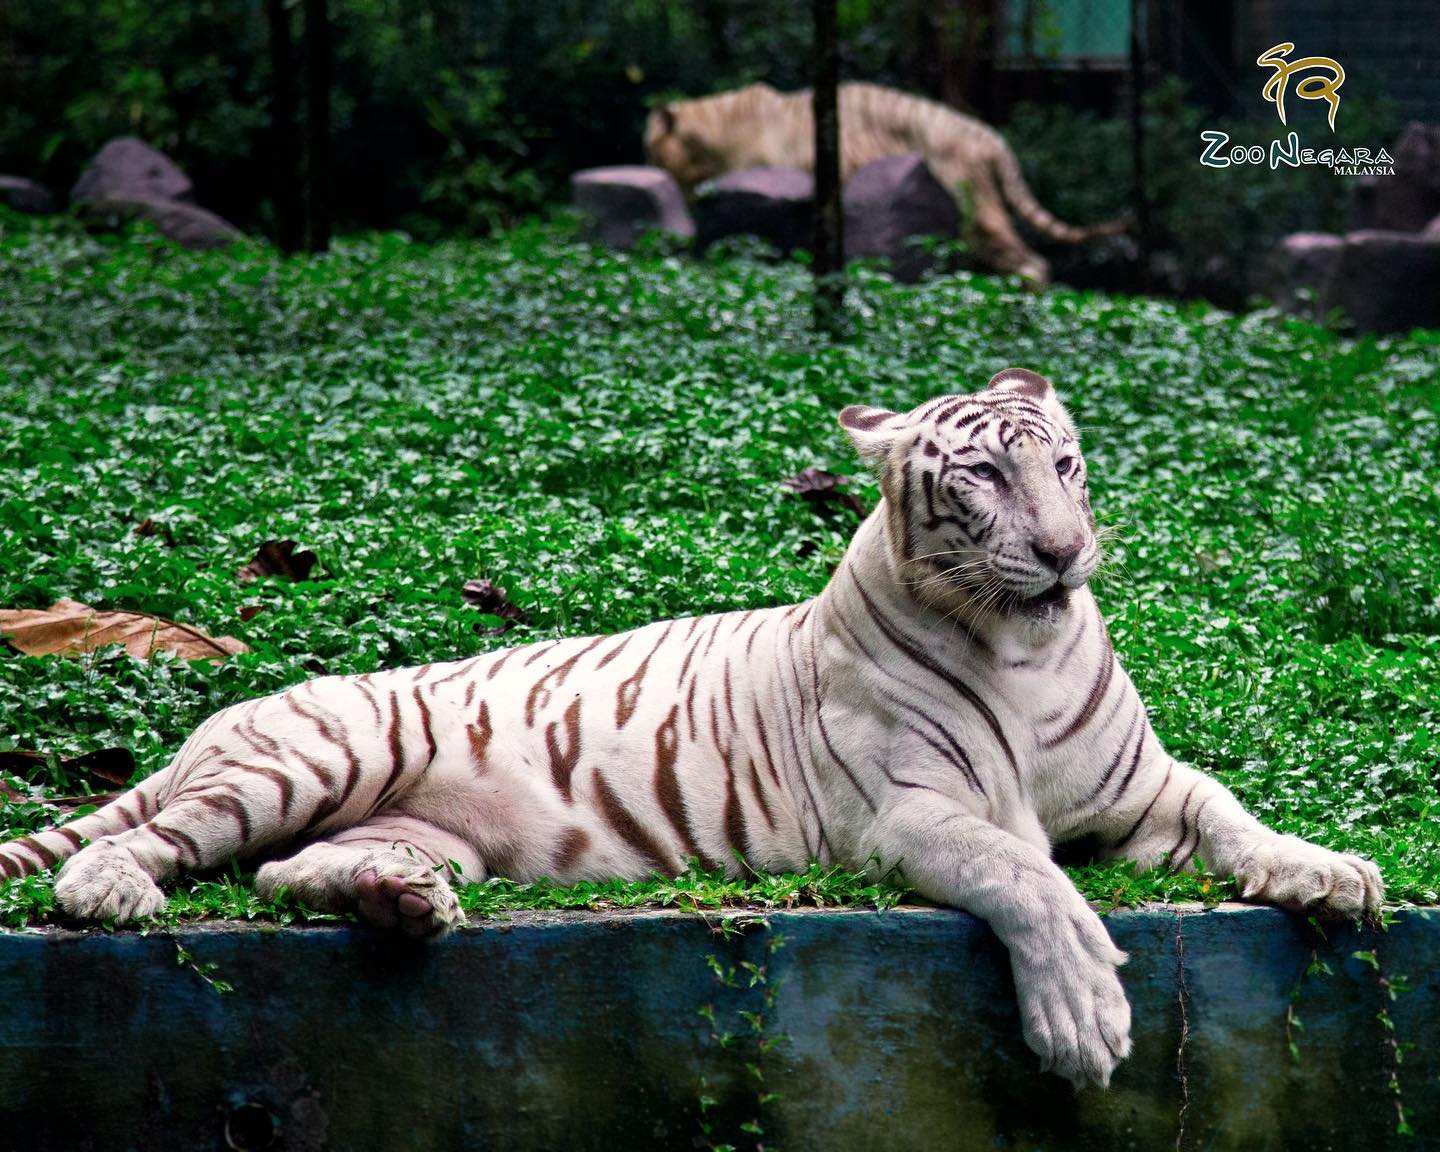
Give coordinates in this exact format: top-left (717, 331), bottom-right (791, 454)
top-left (302, 0), bottom-right (332, 253)
top-left (1129, 0), bottom-right (1151, 291)
top-left (267, 0), bottom-right (301, 254)
top-left (812, 0), bottom-right (844, 335)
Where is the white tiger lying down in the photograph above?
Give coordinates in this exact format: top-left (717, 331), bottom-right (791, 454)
top-left (0, 368), bottom-right (1381, 1087)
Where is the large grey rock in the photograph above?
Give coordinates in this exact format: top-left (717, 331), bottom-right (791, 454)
top-left (571, 165), bottom-right (693, 250)
top-left (1346, 122), bottom-right (1440, 233)
top-left (0, 176), bottom-right (55, 215)
top-left (77, 195), bottom-right (242, 249)
top-left (1268, 231), bottom-right (1344, 315)
top-left (1270, 229), bottom-right (1440, 333)
top-left (70, 136), bottom-right (193, 206)
top-left (1328, 230), bottom-right (1440, 333)
top-left (841, 153), bottom-right (958, 282)
top-left (694, 167), bottom-right (814, 255)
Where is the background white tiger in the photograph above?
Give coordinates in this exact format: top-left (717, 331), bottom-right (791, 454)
top-left (644, 81), bottom-right (1128, 287)
top-left (0, 368), bottom-right (1382, 1087)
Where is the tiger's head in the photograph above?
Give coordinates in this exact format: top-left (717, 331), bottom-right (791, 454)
top-left (644, 85), bottom-right (781, 196)
top-left (839, 369), bottom-right (1098, 626)
top-left (643, 105), bottom-right (728, 196)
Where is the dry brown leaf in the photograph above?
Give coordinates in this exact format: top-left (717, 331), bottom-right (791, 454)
top-left (0, 780), bottom-right (121, 813)
top-left (0, 599), bottom-right (248, 661)
top-left (0, 747), bottom-right (137, 789)
top-left (461, 578), bottom-right (529, 635)
top-left (133, 517), bottom-right (176, 547)
top-left (0, 747), bottom-right (133, 813)
top-left (59, 746), bottom-right (136, 787)
top-left (237, 540), bottom-right (318, 583)
top-left (782, 466), bottom-right (868, 517)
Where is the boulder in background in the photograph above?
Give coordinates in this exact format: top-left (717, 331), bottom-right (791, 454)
top-left (1269, 229), bottom-right (1440, 333)
top-left (571, 165), bottom-right (693, 249)
top-left (0, 176), bottom-right (56, 215)
top-left (1328, 230), bottom-right (1440, 333)
top-left (1267, 232), bottom-right (1343, 316)
top-left (1346, 122), bottom-right (1440, 233)
top-left (841, 152), bottom-right (957, 282)
top-left (76, 196), bottom-right (242, 249)
top-left (694, 167), bottom-right (814, 255)
top-left (70, 136), bottom-right (194, 206)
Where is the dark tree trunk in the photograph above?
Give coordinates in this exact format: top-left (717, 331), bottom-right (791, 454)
top-left (957, 0), bottom-right (999, 118)
top-left (302, 0), bottom-right (331, 253)
top-left (267, 0), bottom-right (301, 254)
top-left (812, 0), bottom-right (844, 335)
top-left (1129, 0), bottom-right (1151, 291)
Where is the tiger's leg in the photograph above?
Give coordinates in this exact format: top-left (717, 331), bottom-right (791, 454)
top-left (944, 167), bottom-right (1052, 286)
top-left (1100, 760), bottom-right (1383, 917)
top-left (255, 814), bottom-right (482, 937)
top-left (53, 728), bottom-right (377, 923)
top-left (867, 788), bottom-right (1131, 1087)
top-left (52, 777), bottom-right (301, 923)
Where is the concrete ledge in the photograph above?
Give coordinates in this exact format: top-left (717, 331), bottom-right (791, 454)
top-left (0, 904), bottom-right (1434, 1150)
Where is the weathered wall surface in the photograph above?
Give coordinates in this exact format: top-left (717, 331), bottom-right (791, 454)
top-left (0, 904), bottom-right (1434, 1150)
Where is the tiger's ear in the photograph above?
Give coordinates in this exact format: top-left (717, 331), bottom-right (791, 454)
top-left (839, 404), bottom-right (905, 459)
top-left (653, 105), bottom-right (677, 135)
top-left (986, 367), bottom-right (1053, 400)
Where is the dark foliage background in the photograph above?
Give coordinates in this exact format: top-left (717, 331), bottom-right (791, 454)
top-left (0, 1), bottom-right (1400, 302)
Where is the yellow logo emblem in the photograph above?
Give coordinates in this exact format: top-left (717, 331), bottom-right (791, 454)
top-left (1257, 43), bottom-right (1344, 131)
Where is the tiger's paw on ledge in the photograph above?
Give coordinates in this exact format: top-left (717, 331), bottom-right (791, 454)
top-left (350, 853), bottom-right (463, 937)
top-left (1233, 836), bottom-right (1384, 919)
top-left (1011, 907), bottom-right (1133, 1088)
top-left (54, 842), bottom-right (166, 924)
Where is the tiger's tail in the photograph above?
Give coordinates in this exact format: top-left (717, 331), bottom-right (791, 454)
top-left (0, 713), bottom-right (218, 880)
top-left (993, 145), bottom-right (1130, 244)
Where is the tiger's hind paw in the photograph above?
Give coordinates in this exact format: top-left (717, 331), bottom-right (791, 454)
top-left (352, 850), bottom-right (463, 938)
top-left (54, 842), bottom-right (166, 924)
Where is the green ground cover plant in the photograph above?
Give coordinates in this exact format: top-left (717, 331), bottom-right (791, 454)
top-left (0, 213), bottom-right (1436, 926)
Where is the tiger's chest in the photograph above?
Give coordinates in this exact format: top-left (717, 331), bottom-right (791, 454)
top-left (981, 630), bottom-right (1149, 836)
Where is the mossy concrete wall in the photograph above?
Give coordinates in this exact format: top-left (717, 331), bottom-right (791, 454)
top-left (0, 904), bottom-right (1435, 1150)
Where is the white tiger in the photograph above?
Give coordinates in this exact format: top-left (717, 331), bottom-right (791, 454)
top-left (644, 81), bottom-right (1128, 286)
top-left (0, 368), bottom-right (1382, 1087)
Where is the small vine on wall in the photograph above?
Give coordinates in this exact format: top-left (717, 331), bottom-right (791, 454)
top-left (695, 915), bottom-right (789, 1152)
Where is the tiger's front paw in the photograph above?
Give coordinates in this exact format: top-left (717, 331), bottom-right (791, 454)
top-left (1010, 906), bottom-right (1132, 1088)
top-left (351, 850), bottom-right (464, 937)
top-left (1233, 835), bottom-right (1384, 918)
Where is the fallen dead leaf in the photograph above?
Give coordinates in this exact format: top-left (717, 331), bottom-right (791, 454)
top-left (55, 746), bottom-right (135, 788)
top-left (782, 467), bottom-right (867, 517)
top-left (237, 540), bottom-right (318, 583)
top-left (461, 578), bottom-right (529, 635)
top-left (0, 781), bottom-right (122, 813)
top-left (0, 599), bottom-right (248, 661)
top-left (0, 748), bottom-right (132, 787)
top-left (133, 517), bottom-right (177, 547)
top-left (238, 604), bottom-right (264, 623)
top-left (0, 747), bottom-right (134, 811)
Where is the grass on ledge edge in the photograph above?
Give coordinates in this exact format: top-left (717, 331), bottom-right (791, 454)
top-left (0, 857), bottom-right (1298, 934)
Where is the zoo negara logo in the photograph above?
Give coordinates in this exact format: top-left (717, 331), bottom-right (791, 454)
top-left (1256, 42), bottom-right (1345, 132)
top-left (1197, 41), bottom-right (1391, 176)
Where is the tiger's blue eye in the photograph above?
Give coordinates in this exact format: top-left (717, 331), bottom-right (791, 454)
top-left (968, 463), bottom-right (1001, 482)
top-left (1055, 457), bottom-right (1076, 477)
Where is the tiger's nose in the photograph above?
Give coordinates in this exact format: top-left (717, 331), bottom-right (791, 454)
top-left (1032, 541), bottom-right (1083, 575)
